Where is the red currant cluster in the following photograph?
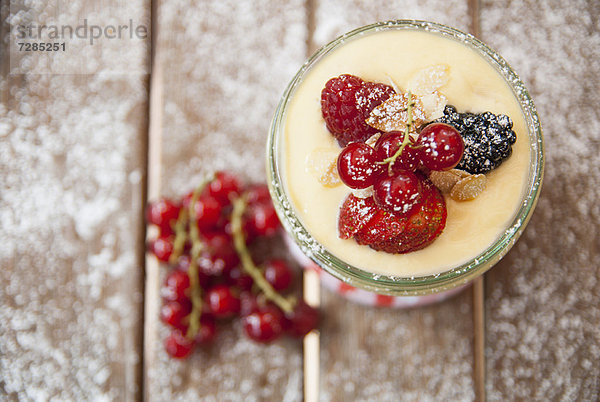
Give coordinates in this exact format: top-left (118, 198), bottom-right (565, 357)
top-left (147, 171), bottom-right (319, 359)
top-left (337, 117), bottom-right (464, 217)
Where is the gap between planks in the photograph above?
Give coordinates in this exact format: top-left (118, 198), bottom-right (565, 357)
top-left (143, 0), bottom-right (164, 396)
top-left (468, 0), bottom-right (486, 401)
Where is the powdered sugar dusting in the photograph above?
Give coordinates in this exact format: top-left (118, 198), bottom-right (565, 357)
top-left (157, 1), bottom-right (307, 196)
top-left (367, 93), bottom-right (427, 132)
top-left (312, 0), bottom-right (470, 50)
top-left (481, 1), bottom-right (600, 399)
top-left (319, 289), bottom-right (475, 401)
top-left (0, 1), bottom-right (148, 399)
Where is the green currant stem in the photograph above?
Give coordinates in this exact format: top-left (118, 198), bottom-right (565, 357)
top-left (169, 208), bottom-right (189, 266)
top-left (184, 179), bottom-right (211, 340)
top-left (231, 196), bottom-right (295, 314)
top-left (378, 91), bottom-right (415, 176)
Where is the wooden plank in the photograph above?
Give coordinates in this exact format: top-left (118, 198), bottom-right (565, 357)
top-left (480, 0), bottom-right (600, 399)
top-left (143, 1), bottom-right (308, 400)
top-left (0, 1), bottom-right (149, 400)
top-left (310, 2), bottom-right (478, 400)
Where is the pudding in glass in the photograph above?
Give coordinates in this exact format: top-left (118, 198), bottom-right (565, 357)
top-left (267, 21), bottom-right (543, 295)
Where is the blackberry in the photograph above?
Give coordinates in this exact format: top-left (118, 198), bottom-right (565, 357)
top-left (433, 105), bottom-right (517, 174)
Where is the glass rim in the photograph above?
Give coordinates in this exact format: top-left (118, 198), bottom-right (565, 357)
top-left (266, 20), bottom-right (544, 296)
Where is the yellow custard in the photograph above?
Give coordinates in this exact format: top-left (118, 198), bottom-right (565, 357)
top-left (282, 29), bottom-right (531, 277)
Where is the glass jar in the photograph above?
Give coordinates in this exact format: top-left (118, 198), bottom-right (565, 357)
top-left (266, 20), bottom-right (544, 299)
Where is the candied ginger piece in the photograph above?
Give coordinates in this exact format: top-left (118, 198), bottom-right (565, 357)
top-left (450, 174), bottom-right (487, 201)
top-left (407, 64), bottom-right (450, 96)
top-left (366, 93), bottom-right (426, 132)
top-left (305, 148), bottom-right (341, 187)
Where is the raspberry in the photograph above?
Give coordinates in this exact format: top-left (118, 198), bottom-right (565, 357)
top-left (433, 105), bottom-right (516, 174)
top-left (321, 74), bottom-right (395, 146)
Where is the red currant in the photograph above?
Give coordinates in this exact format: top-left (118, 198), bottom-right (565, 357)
top-left (226, 266), bottom-right (254, 291)
top-left (165, 328), bottom-right (194, 359)
top-left (416, 123), bottom-right (464, 171)
top-left (263, 259), bottom-right (293, 291)
top-left (337, 142), bottom-right (382, 189)
top-left (197, 231), bottom-right (239, 277)
top-left (194, 314), bottom-right (217, 345)
top-left (146, 198), bottom-right (180, 235)
top-left (243, 305), bottom-right (284, 343)
top-left (245, 183), bottom-right (271, 204)
top-left (174, 254), bottom-right (191, 271)
top-left (239, 291), bottom-right (259, 317)
top-left (206, 171), bottom-right (241, 205)
top-left (374, 131), bottom-right (419, 173)
top-left (161, 270), bottom-right (190, 302)
top-left (373, 171), bottom-right (423, 216)
top-left (285, 300), bottom-right (319, 338)
top-left (174, 255), bottom-right (210, 289)
top-left (160, 299), bottom-right (192, 329)
top-left (189, 195), bottom-right (222, 230)
top-left (202, 231), bottom-right (232, 251)
top-left (148, 235), bottom-right (174, 262)
top-left (205, 285), bottom-right (241, 318)
top-left (197, 248), bottom-right (239, 277)
top-left (244, 202), bottom-right (280, 238)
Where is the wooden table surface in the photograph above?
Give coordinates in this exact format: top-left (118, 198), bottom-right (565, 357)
top-left (2, 0), bottom-right (599, 400)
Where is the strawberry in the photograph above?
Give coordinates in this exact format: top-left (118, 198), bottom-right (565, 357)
top-left (354, 209), bottom-right (408, 245)
top-left (338, 176), bottom-right (447, 254)
top-left (370, 178), bottom-right (446, 253)
top-left (338, 195), bottom-right (379, 239)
